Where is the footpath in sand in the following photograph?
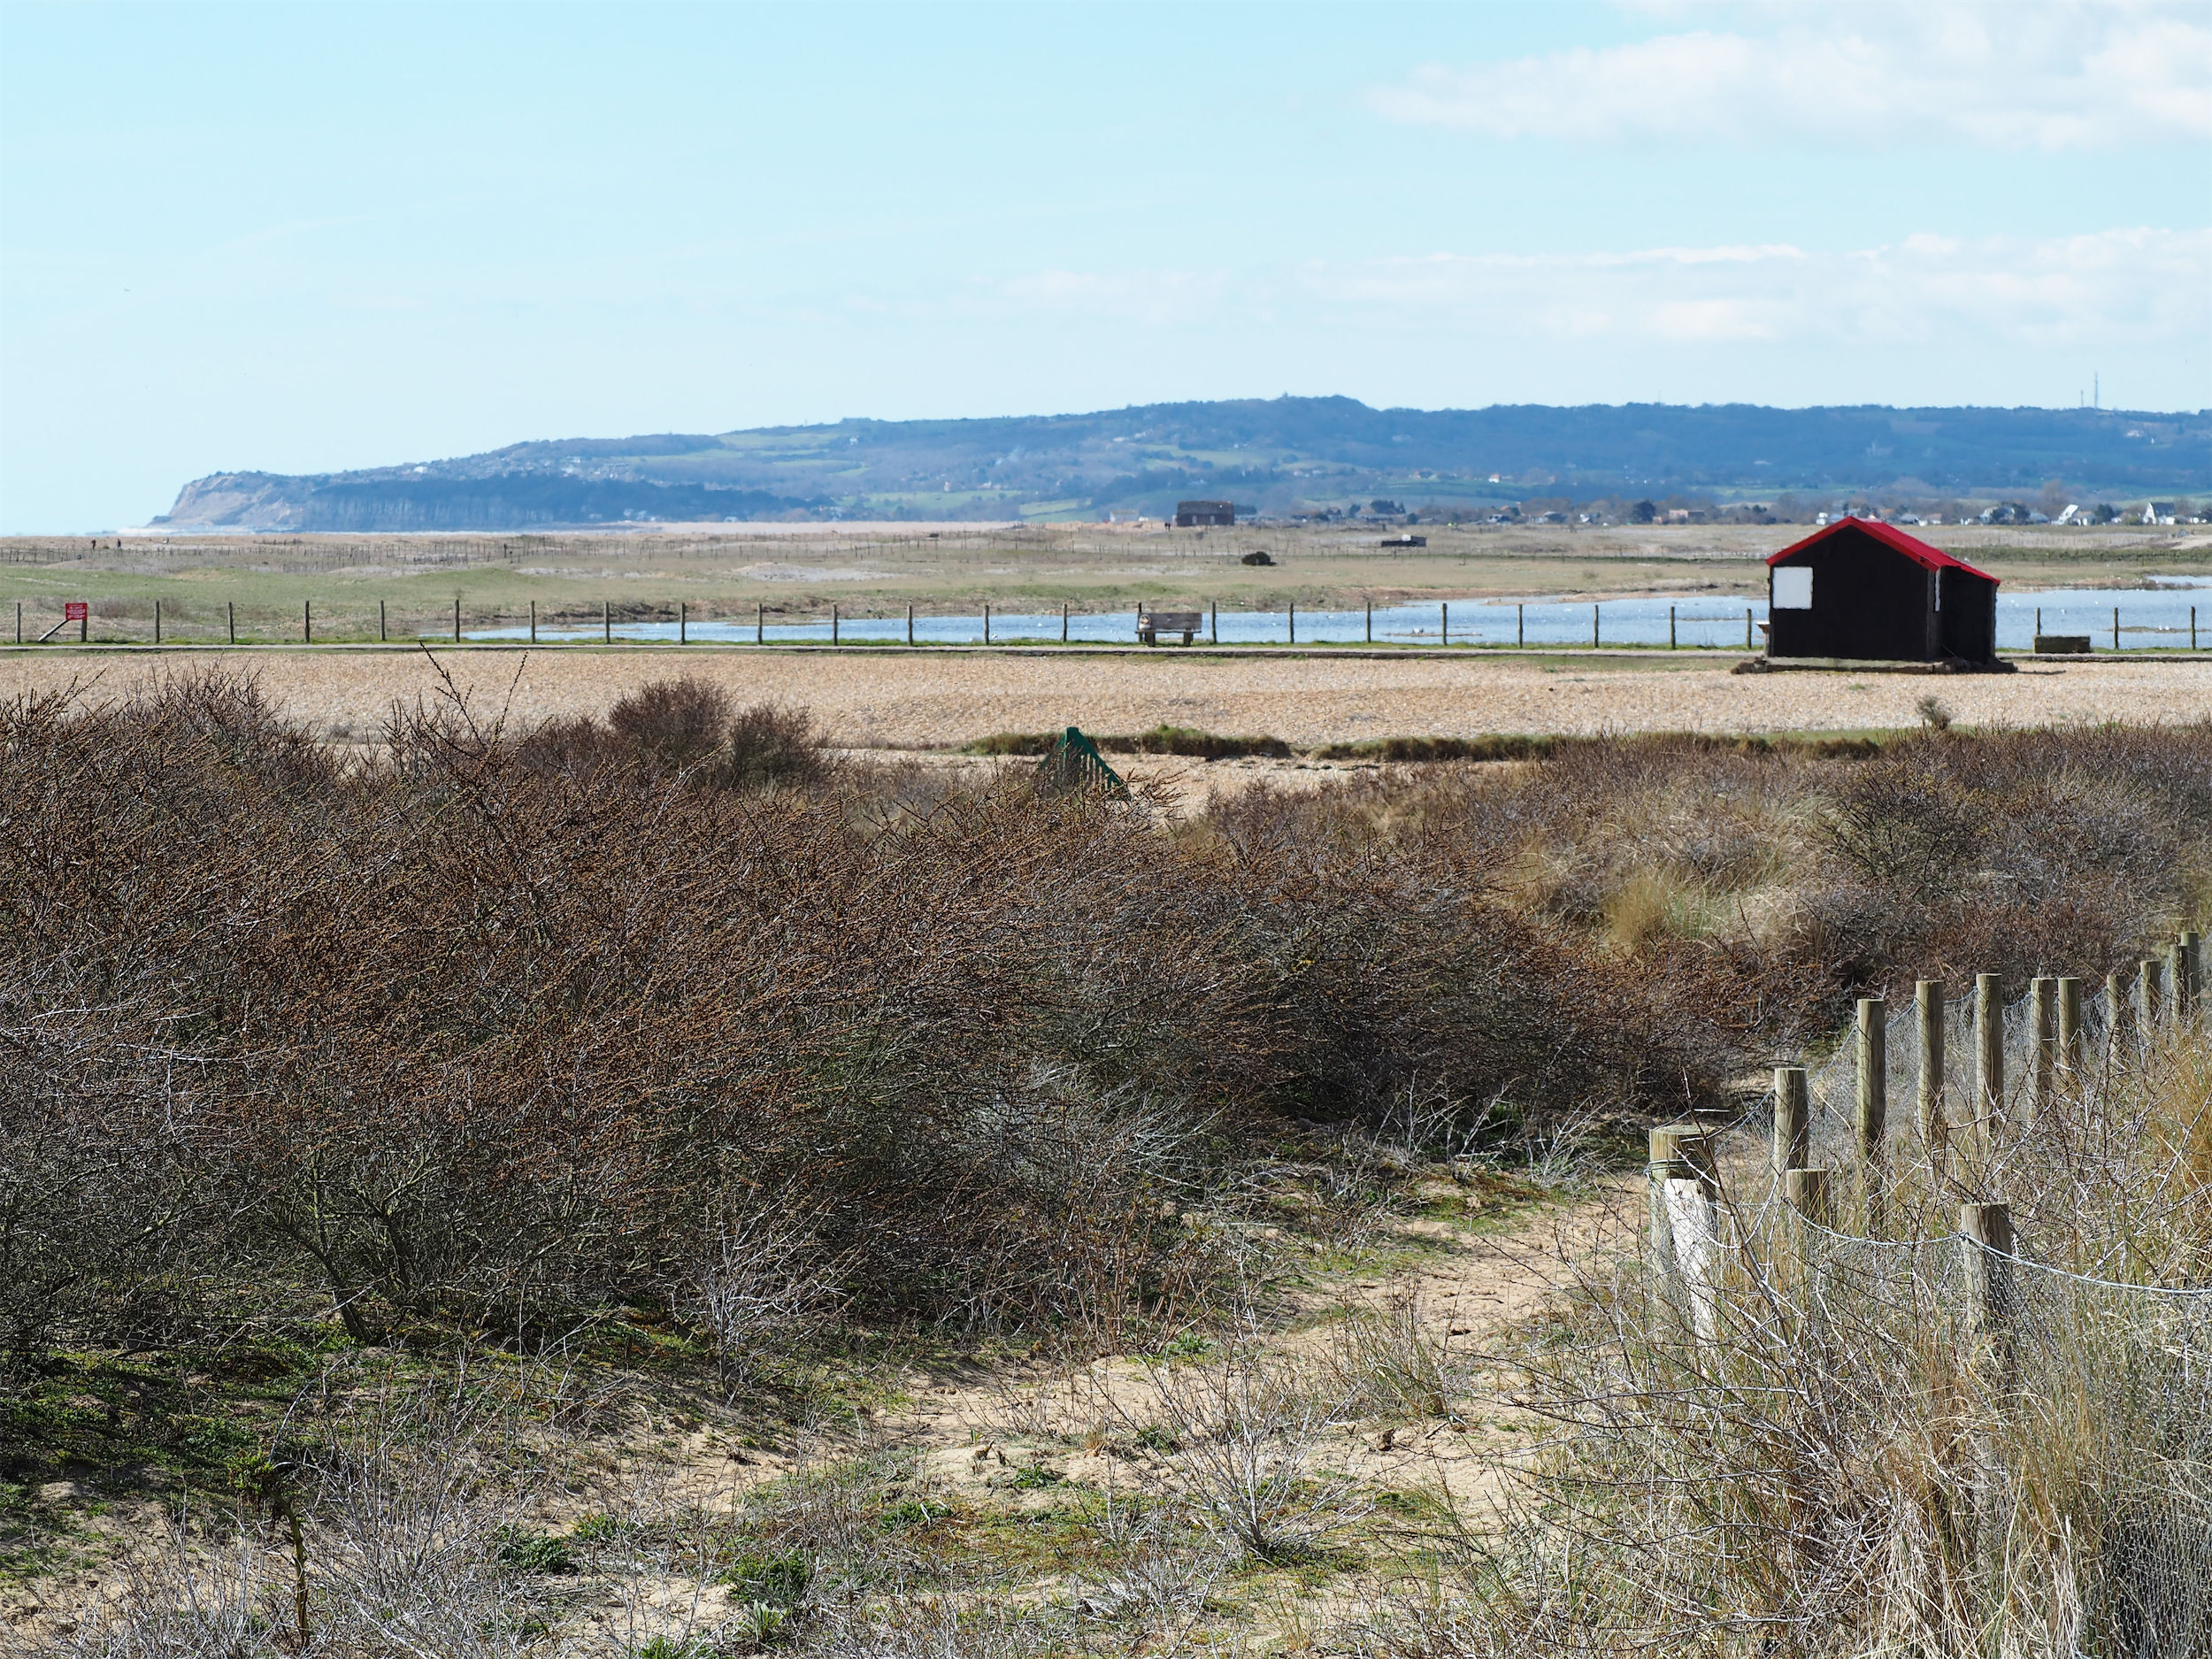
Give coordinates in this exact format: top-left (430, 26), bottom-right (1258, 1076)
top-left (4, 648), bottom-right (2206, 746)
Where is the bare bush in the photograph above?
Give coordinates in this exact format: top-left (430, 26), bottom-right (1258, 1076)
top-left (608, 674), bottom-right (733, 765)
top-left (692, 1185), bottom-right (848, 1393)
top-left (1325, 1289), bottom-right (1467, 1424)
top-left (1105, 1338), bottom-right (1365, 1564)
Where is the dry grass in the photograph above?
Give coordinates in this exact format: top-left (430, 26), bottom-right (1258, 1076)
top-left (1345, 1025), bottom-right (2212, 1658)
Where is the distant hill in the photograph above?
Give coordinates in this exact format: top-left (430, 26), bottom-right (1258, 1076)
top-left (153, 398), bottom-right (2212, 529)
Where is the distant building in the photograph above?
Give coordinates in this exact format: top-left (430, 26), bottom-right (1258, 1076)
top-left (1764, 517), bottom-right (1999, 665)
top-left (1174, 500), bottom-right (1235, 526)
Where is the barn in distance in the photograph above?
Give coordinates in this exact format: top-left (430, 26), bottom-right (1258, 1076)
top-left (1763, 517), bottom-right (2001, 667)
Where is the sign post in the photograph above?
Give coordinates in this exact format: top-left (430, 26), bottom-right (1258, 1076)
top-left (65, 601), bottom-right (88, 642)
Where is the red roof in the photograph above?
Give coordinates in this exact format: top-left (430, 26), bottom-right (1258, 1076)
top-left (1766, 516), bottom-right (1998, 584)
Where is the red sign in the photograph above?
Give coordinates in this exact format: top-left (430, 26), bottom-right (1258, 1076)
top-left (64, 602), bottom-right (88, 622)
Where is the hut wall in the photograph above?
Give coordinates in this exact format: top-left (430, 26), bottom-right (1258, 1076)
top-left (1767, 526), bottom-right (1937, 661)
top-left (1937, 567), bottom-right (1998, 662)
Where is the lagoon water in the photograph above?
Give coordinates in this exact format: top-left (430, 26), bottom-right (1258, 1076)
top-left (468, 586), bottom-right (2208, 652)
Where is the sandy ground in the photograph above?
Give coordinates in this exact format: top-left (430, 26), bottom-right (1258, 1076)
top-left (5, 645), bottom-right (2208, 748)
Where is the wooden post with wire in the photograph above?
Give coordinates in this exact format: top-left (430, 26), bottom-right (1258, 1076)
top-left (2106, 966), bottom-right (2131, 1062)
top-left (1772, 1066), bottom-right (1809, 1181)
top-left (2141, 956), bottom-right (2168, 1033)
top-left (1856, 997), bottom-right (1887, 1232)
top-left (1961, 1199), bottom-right (2016, 1576)
top-left (1962, 1201), bottom-right (2016, 1355)
top-left (1647, 1124), bottom-right (1720, 1337)
top-left (1975, 972), bottom-right (2004, 1137)
top-left (1786, 1166), bottom-right (1831, 1299)
top-left (2030, 975), bottom-right (2058, 1120)
top-left (2056, 976), bottom-right (2084, 1077)
top-left (1916, 979), bottom-right (1947, 1153)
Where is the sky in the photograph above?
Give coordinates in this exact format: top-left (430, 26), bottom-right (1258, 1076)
top-left (1, 0), bottom-right (2207, 531)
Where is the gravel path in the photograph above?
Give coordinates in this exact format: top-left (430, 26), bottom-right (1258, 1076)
top-left (4, 647), bottom-right (2205, 745)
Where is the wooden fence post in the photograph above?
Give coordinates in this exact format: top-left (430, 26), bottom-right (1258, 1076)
top-left (2142, 956), bottom-right (2169, 1033)
top-left (303, 600), bottom-right (311, 644)
top-left (1856, 997), bottom-right (1887, 1232)
top-left (2170, 938), bottom-right (2188, 1025)
top-left (1961, 1200), bottom-right (2016, 1577)
top-left (2055, 976), bottom-right (2083, 1077)
top-left (1648, 1124), bottom-right (1720, 1336)
top-left (605, 599), bottom-right (611, 644)
top-left (529, 599), bottom-right (537, 644)
top-left (1773, 1065), bottom-right (1809, 1181)
top-left (1916, 979), bottom-right (1947, 1155)
top-left (2030, 975), bottom-right (2057, 1121)
top-left (154, 599), bottom-right (161, 645)
top-left (454, 597), bottom-right (461, 643)
top-left (1786, 1166), bottom-right (1831, 1301)
top-left (1364, 601), bottom-right (1371, 642)
top-left (2182, 930), bottom-right (2203, 1018)
top-left (1060, 603), bottom-right (1067, 643)
top-left (1975, 972), bottom-right (2005, 1136)
top-left (228, 601), bottom-right (235, 644)
top-left (380, 600), bottom-right (388, 643)
top-left (680, 601), bottom-right (687, 644)
top-left (1961, 1201), bottom-right (2015, 1356)
top-left (2105, 967), bottom-right (2130, 1062)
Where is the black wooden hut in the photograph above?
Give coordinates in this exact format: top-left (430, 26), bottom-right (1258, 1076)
top-left (1764, 517), bottom-right (1999, 664)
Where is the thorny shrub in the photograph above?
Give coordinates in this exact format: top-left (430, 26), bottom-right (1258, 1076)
top-left (0, 672), bottom-right (1704, 1370)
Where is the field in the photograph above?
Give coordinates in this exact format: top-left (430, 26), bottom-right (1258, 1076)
top-left (3, 648), bottom-right (2209, 758)
top-left (4, 618), bottom-right (2210, 1651)
top-left (4, 522), bottom-right (2208, 645)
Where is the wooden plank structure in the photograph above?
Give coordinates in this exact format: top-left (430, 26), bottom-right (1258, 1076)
top-left (1033, 726), bottom-right (1128, 797)
top-left (1136, 608), bottom-right (1203, 646)
top-left (1172, 500), bottom-right (1235, 527)
top-left (1763, 516), bottom-right (2000, 665)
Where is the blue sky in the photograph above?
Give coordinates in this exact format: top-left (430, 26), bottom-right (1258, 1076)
top-left (2, 0), bottom-right (2207, 530)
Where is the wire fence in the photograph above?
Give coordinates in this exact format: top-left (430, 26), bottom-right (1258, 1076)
top-left (1643, 944), bottom-right (2210, 1650)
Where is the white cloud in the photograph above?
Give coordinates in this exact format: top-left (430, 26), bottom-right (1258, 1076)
top-left (1372, 2), bottom-right (2211, 148)
top-left (1299, 227), bottom-right (2210, 349)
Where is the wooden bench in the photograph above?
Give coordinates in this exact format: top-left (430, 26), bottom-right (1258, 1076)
top-left (1137, 610), bottom-right (1202, 646)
